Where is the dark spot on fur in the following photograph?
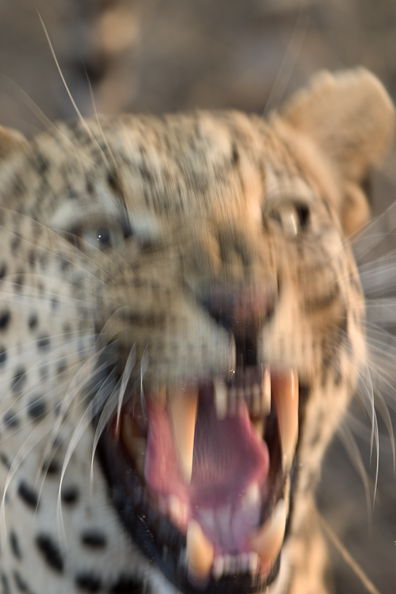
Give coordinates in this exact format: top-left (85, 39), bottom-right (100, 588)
top-left (12, 368), bottom-right (26, 393)
top-left (13, 570), bottom-right (28, 592)
top-left (51, 298), bottom-right (59, 311)
top-left (18, 481), bottom-right (39, 509)
top-left (27, 396), bottom-right (46, 420)
top-left (35, 534), bottom-right (64, 572)
top-left (12, 178), bottom-right (26, 197)
top-left (231, 144), bottom-right (239, 165)
top-left (37, 335), bottom-right (50, 350)
top-left (0, 310), bottom-right (10, 330)
top-left (1, 573), bottom-right (10, 594)
top-left (107, 171), bottom-right (124, 199)
top-left (28, 314), bottom-right (38, 330)
top-left (139, 166), bottom-right (154, 183)
top-left (10, 531), bottom-right (21, 560)
top-left (86, 180), bottom-right (94, 194)
top-left (110, 576), bottom-right (146, 594)
top-left (61, 485), bottom-right (80, 504)
top-left (81, 531), bottom-right (107, 548)
top-left (42, 458), bottom-right (60, 475)
top-left (0, 263), bottom-right (7, 280)
top-left (14, 274), bottom-right (24, 290)
top-left (67, 189), bottom-right (78, 199)
top-left (0, 347), bottom-right (7, 366)
top-left (75, 573), bottom-right (101, 592)
top-left (4, 410), bottom-right (19, 428)
top-left (28, 250), bottom-right (36, 268)
top-left (60, 257), bottom-right (71, 271)
top-left (36, 155), bottom-right (49, 175)
top-left (0, 452), bottom-right (10, 469)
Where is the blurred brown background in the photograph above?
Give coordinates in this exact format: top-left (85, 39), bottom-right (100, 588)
top-left (0, 0), bottom-right (395, 592)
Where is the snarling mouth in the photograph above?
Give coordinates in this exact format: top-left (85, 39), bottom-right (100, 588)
top-left (98, 367), bottom-right (298, 594)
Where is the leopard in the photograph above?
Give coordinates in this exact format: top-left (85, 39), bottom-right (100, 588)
top-left (0, 68), bottom-right (393, 594)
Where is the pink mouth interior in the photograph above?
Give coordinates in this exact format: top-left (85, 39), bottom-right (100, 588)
top-left (144, 385), bottom-right (269, 554)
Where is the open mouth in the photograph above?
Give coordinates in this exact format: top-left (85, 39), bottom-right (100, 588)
top-left (98, 366), bottom-right (298, 594)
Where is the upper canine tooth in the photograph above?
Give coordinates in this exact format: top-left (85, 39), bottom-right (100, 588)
top-left (168, 384), bottom-right (198, 483)
top-left (186, 520), bottom-right (214, 581)
top-left (249, 499), bottom-right (286, 569)
top-left (272, 369), bottom-right (298, 471)
top-left (214, 379), bottom-right (227, 419)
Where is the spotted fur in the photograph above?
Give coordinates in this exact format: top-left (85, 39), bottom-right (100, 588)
top-left (0, 69), bottom-right (393, 594)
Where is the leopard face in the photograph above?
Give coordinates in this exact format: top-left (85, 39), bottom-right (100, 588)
top-left (0, 69), bottom-right (393, 594)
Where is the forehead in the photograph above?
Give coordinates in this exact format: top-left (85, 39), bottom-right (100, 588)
top-left (17, 111), bottom-right (314, 227)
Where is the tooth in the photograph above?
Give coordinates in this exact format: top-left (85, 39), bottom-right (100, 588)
top-left (186, 520), bottom-right (214, 581)
top-left (272, 369), bottom-right (298, 471)
top-left (261, 368), bottom-right (271, 416)
top-left (168, 385), bottom-right (198, 482)
top-left (241, 483), bottom-right (260, 511)
top-left (249, 499), bottom-right (286, 568)
top-left (214, 379), bottom-right (227, 419)
top-left (248, 552), bottom-right (258, 574)
top-left (121, 416), bottom-right (146, 477)
top-left (212, 556), bottom-right (224, 580)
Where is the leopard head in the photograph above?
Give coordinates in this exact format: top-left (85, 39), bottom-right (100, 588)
top-left (0, 69), bottom-right (393, 594)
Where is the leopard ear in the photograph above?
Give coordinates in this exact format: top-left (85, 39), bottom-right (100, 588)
top-left (0, 125), bottom-right (27, 159)
top-left (277, 69), bottom-right (395, 234)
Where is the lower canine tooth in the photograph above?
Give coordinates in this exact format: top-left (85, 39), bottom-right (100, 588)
top-left (249, 499), bottom-right (286, 568)
top-left (187, 520), bottom-right (214, 581)
top-left (272, 369), bottom-right (298, 471)
top-left (168, 385), bottom-right (198, 483)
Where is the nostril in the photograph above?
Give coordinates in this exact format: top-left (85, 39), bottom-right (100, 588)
top-left (201, 284), bottom-right (276, 331)
top-left (200, 283), bottom-right (277, 367)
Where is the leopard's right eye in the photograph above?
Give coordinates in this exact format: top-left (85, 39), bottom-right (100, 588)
top-left (81, 224), bottom-right (125, 251)
top-left (68, 220), bottom-right (127, 253)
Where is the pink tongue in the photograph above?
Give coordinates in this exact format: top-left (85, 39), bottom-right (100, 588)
top-left (145, 387), bottom-right (269, 508)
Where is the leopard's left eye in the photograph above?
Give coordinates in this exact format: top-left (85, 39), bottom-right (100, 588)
top-left (268, 203), bottom-right (310, 237)
top-left (81, 224), bottom-right (125, 251)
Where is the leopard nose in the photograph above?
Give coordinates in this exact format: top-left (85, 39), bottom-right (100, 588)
top-left (201, 284), bottom-right (277, 367)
